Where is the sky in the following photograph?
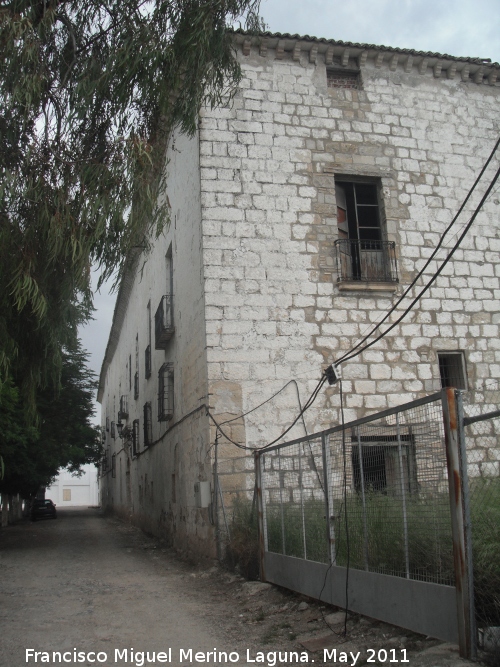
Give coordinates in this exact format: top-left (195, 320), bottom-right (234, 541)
top-left (79, 0), bottom-right (500, 423)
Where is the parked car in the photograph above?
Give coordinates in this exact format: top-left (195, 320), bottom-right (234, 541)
top-left (31, 499), bottom-right (57, 521)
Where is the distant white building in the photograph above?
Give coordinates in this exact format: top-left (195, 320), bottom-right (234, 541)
top-left (45, 465), bottom-right (99, 507)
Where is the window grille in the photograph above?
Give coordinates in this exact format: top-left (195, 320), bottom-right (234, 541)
top-left (132, 419), bottom-right (140, 456)
top-left (145, 344), bottom-right (151, 379)
top-left (134, 371), bottom-right (139, 400)
top-left (158, 362), bottom-right (174, 422)
top-left (155, 295), bottom-right (174, 349)
top-left (143, 402), bottom-right (153, 447)
top-left (438, 352), bottom-right (468, 390)
top-left (110, 421), bottom-right (116, 439)
top-left (327, 69), bottom-right (359, 89)
top-left (118, 395), bottom-right (129, 420)
top-left (101, 427), bottom-right (106, 444)
top-left (112, 453), bottom-right (116, 478)
top-left (106, 416), bottom-right (110, 432)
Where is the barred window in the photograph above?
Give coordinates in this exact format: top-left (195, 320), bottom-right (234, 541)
top-left (132, 419), bottom-right (140, 456)
top-left (110, 421), bottom-right (116, 439)
top-left (143, 402), bottom-right (153, 447)
top-left (158, 362), bottom-right (174, 422)
top-left (134, 371), bottom-right (139, 400)
top-left (327, 69), bottom-right (359, 89)
top-left (112, 453), bottom-right (116, 479)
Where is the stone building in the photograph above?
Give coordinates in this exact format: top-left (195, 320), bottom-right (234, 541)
top-left (97, 31), bottom-right (500, 556)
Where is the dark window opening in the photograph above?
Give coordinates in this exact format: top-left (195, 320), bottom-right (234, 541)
top-left (351, 433), bottom-right (417, 495)
top-left (134, 371), bottom-right (139, 400)
top-left (143, 402), bottom-right (153, 447)
top-left (438, 352), bottom-right (467, 390)
top-left (145, 344), bottom-right (151, 379)
top-left (110, 421), bottom-right (116, 439)
top-left (112, 454), bottom-right (116, 478)
top-left (334, 181), bottom-right (397, 283)
top-left (155, 295), bottom-right (174, 349)
top-left (118, 395), bottom-right (128, 420)
top-left (327, 69), bottom-right (360, 89)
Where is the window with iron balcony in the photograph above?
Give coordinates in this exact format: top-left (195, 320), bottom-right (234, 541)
top-left (155, 295), bottom-right (174, 349)
top-left (334, 181), bottom-right (398, 291)
top-left (158, 362), bottom-right (174, 422)
top-left (118, 394), bottom-right (129, 420)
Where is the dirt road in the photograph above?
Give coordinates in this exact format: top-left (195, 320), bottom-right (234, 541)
top-left (0, 508), bottom-right (475, 667)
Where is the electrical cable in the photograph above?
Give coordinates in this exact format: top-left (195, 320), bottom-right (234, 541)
top-left (207, 373), bottom-right (328, 452)
top-left (220, 379), bottom-right (307, 426)
top-left (335, 162), bottom-right (500, 367)
top-left (334, 136), bottom-right (500, 368)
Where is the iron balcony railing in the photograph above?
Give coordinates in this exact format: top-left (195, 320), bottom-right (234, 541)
top-left (118, 394), bottom-right (128, 420)
top-left (145, 344), bottom-right (151, 379)
top-left (334, 239), bottom-right (398, 284)
top-left (155, 294), bottom-right (174, 349)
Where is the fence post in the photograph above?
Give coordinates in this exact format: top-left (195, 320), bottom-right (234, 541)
top-left (442, 387), bottom-right (474, 659)
top-left (396, 414), bottom-right (410, 579)
top-left (456, 390), bottom-right (477, 660)
top-left (321, 434), bottom-right (336, 565)
top-left (355, 429), bottom-right (369, 570)
top-left (214, 436), bottom-right (220, 562)
top-left (255, 451), bottom-right (267, 582)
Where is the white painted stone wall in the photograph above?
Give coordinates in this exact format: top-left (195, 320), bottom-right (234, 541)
top-left (199, 42), bottom-right (500, 459)
top-left (99, 129), bottom-right (214, 555)
top-left (99, 36), bottom-right (500, 554)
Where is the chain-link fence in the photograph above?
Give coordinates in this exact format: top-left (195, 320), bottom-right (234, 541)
top-left (214, 387), bottom-right (499, 658)
top-left (463, 382), bottom-right (500, 659)
top-left (259, 395), bottom-right (454, 585)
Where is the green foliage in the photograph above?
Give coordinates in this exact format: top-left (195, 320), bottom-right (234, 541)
top-left (0, 342), bottom-right (101, 498)
top-left (224, 492), bottom-right (260, 579)
top-left (0, 0), bottom-right (261, 410)
top-left (229, 485), bottom-right (500, 626)
top-left (470, 477), bottom-right (500, 627)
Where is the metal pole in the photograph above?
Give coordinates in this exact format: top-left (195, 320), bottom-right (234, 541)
top-left (321, 434), bottom-right (336, 564)
top-left (356, 429), bottom-right (369, 571)
top-left (278, 449), bottom-right (286, 555)
top-left (396, 414), bottom-right (410, 579)
top-left (456, 391), bottom-right (477, 659)
top-left (298, 442), bottom-right (308, 560)
top-left (442, 387), bottom-right (473, 659)
top-left (255, 451), bottom-right (267, 582)
top-left (214, 434), bottom-right (220, 561)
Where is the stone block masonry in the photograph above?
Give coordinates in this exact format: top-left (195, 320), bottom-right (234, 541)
top-left (200, 35), bottom-right (500, 463)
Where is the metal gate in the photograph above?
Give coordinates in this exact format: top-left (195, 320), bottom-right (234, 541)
top-left (255, 389), bottom-right (476, 658)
